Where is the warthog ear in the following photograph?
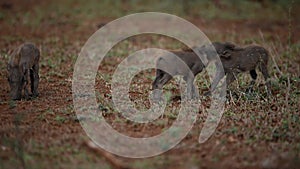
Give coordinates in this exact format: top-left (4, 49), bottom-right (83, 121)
top-left (220, 50), bottom-right (231, 59)
top-left (224, 42), bottom-right (236, 50)
top-left (220, 42), bottom-right (240, 59)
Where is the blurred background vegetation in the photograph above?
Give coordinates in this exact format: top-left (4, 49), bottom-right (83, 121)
top-left (1, 0), bottom-right (298, 25)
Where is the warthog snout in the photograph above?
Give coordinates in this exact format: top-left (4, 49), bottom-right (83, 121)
top-left (9, 81), bottom-right (23, 100)
top-left (7, 67), bottom-right (24, 100)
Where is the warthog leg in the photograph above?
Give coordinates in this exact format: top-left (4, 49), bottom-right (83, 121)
top-left (23, 69), bottom-right (30, 100)
top-left (246, 69), bottom-right (257, 93)
top-left (258, 63), bottom-right (271, 95)
top-left (30, 64), bottom-right (39, 97)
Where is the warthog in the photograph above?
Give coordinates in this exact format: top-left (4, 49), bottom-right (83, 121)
top-left (209, 42), bottom-right (271, 95)
top-left (7, 43), bottom-right (40, 100)
top-left (152, 42), bottom-right (231, 99)
top-left (152, 42), bottom-right (271, 99)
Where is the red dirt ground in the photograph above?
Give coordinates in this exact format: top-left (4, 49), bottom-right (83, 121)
top-left (0, 1), bottom-right (300, 169)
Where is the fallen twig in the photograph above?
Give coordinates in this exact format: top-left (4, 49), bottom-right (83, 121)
top-left (84, 140), bottom-right (134, 169)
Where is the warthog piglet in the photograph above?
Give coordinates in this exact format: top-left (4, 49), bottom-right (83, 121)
top-left (7, 43), bottom-right (40, 100)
